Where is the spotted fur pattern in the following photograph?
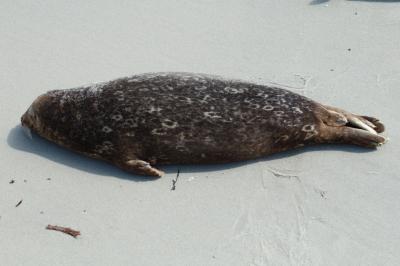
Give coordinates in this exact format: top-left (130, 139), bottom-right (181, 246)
top-left (27, 72), bottom-right (324, 165)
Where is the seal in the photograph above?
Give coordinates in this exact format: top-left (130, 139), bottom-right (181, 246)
top-left (21, 72), bottom-right (387, 177)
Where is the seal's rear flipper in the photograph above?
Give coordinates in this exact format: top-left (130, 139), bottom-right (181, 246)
top-left (319, 125), bottom-right (387, 148)
top-left (339, 127), bottom-right (387, 148)
top-left (323, 105), bottom-right (386, 132)
top-left (318, 105), bottom-right (387, 148)
top-left (319, 105), bottom-right (387, 148)
top-left (118, 159), bottom-right (164, 177)
top-left (361, 116), bottom-right (385, 133)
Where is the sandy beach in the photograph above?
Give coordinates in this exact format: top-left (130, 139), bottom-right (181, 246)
top-left (1, 1), bottom-right (399, 265)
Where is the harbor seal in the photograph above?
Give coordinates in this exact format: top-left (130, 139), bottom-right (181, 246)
top-left (21, 72), bottom-right (386, 177)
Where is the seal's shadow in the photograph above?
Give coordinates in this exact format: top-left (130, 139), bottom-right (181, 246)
top-left (8, 125), bottom-right (374, 180)
top-left (184, 138), bottom-right (374, 174)
top-left (7, 125), bottom-right (152, 182)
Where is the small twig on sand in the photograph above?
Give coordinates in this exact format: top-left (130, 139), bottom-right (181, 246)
top-left (46, 224), bottom-right (81, 238)
top-left (15, 200), bottom-right (23, 207)
top-left (171, 169), bottom-right (180, 191)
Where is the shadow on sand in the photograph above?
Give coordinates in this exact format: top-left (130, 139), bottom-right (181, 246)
top-left (7, 125), bottom-right (374, 181)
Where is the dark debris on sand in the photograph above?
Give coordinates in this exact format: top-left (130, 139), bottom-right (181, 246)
top-left (46, 224), bottom-right (81, 238)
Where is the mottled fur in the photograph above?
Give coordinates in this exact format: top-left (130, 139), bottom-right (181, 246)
top-left (21, 72), bottom-right (386, 177)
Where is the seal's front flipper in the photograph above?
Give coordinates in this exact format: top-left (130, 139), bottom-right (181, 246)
top-left (118, 159), bottom-right (164, 177)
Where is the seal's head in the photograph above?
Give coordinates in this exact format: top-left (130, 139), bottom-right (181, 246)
top-left (20, 89), bottom-right (103, 155)
top-left (21, 93), bottom-right (50, 133)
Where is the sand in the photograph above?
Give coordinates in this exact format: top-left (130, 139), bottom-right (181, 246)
top-left (1, 1), bottom-right (399, 265)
